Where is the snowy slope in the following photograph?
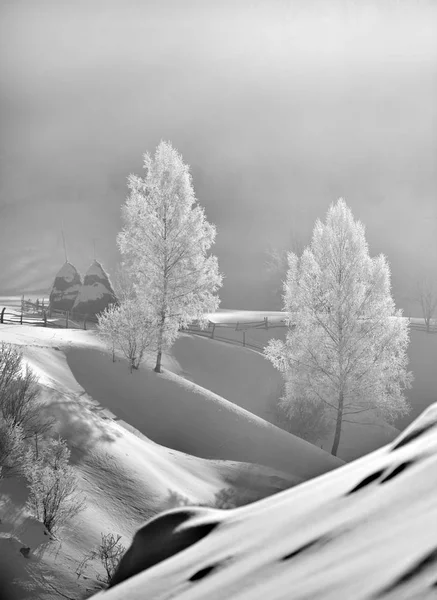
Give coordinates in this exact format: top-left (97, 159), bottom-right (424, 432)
top-left (94, 403), bottom-right (437, 600)
top-left (172, 334), bottom-right (400, 461)
top-left (0, 324), bottom-right (341, 598)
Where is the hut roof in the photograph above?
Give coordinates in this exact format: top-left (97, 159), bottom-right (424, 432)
top-left (49, 262), bottom-right (82, 311)
top-left (72, 260), bottom-right (117, 317)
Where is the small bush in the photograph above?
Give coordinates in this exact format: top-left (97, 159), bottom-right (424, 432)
top-left (77, 532), bottom-right (126, 585)
top-left (25, 438), bottom-right (86, 534)
top-left (276, 396), bottom-right (332, 445)
top-left (0, 342), bottom-right (53, 439)
top-left (164, 487), bottom-right (248, 511)
top-left (0, 417), bottom-right (29, 478)
top-left (269, 383), bottom-right (332, 445)
top-left (210, 487), bottom-right (239, 509)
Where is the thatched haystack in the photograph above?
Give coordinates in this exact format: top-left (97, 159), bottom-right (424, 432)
top-left (49, 262), bottom-right (82, 312)
top-left (72, 260), bottom-right (118, 318)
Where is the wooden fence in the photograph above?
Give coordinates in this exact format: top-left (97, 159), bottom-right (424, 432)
top-left (181, 318), bottom-right (288, 353)
top-left (0, 298), bottom-right (98, 330)
top-left (408, 319), bottom-right (437, 333)
top-left (1, 299), bottom-right (435, 346)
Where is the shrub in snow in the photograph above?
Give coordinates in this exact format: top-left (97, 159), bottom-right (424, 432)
top-left (211, 488), bottom-right (240, 509)
top-left (265, 199), bottom-right (413, 456)
top-left (0, 343), bottom-right (53, 441)
top-left (117, 140), bottom-right (222, 373)
top-left (98, 300), bottom-right (156, 372)
top-left (270, 384), bottom-right (332, 445)
top-left (25, 437), bottom-right (86, 534)
top-left (163, 487), bottom-right (259, 511)
top-left (77, 532), bottom-right (126, 586)
top-left (0, 417), bottom-right (29, 478)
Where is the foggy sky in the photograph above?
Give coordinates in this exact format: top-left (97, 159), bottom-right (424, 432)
top-left (1, 0), bottom-right (436, 312)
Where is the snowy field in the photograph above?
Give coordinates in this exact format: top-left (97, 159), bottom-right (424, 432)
top-left (0, 324), bottom-right (341, 599)
top-left (97, 403), bottom-right (437, 600)
top-left (0, 311), bottom-right (436, 598)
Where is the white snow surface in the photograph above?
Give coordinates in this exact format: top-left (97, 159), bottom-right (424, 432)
top-left (0, 323), bottom-right (343, 598)
top-left (0, 323), bottom-right (435, 599)
top-left (95, 405), bottom-right (437, 600)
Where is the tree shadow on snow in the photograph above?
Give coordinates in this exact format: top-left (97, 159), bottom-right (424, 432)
top-left (40, 388), bottom-right (121, 465)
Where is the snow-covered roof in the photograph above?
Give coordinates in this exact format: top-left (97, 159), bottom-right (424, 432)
top-left (72, 260), bottom-right (117, 316)
top-left (85, 260), bottom-right (109, 278)
top-left (53, 261), bottom-right (81, 283)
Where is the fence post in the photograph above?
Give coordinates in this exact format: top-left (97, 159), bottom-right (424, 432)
top-left (264, 316), bottom-right (268, 329)
top-left (84, 315), bottom-right (87, 330)
top-left (43, 311), bottom-right (47, 327)
top-left (0, 307), bottom-right (5, 324)
top-left (20, 308), bottom-right (23, 325)
top-left (236, 322), bottom-right (239, 331)
top-left (243, 331), bottom-right (246, 347)
top-left (211, 323), bottom-right (216, 339)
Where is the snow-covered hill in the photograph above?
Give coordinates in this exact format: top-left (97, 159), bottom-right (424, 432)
top-left (95, 402), bottom-right (437, 600)
top-left (0, 324), bottom-right (341, 598)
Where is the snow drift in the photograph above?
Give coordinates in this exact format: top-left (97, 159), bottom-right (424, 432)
top-left (95, 402), bottom-right (437, 600)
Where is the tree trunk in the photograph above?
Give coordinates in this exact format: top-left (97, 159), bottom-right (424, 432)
top-left (154, 319), bottom-right (165, 373)
top-left (154, 349), bottom-right (162, 373)
top-left (331, 390), bottom-right (344, 456)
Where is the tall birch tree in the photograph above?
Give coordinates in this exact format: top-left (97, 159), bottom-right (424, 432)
top-left (265, 199), bottom-right (412, 456)
top-left (117, 141), bottom-right (222, 373)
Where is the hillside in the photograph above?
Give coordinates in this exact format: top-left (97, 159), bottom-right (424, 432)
top-left (93, 403), bottom-right (437, 600)
top-left (0, 324), bottom-right (342, 599)
top-left (172, 333), bottom-right (399, 461)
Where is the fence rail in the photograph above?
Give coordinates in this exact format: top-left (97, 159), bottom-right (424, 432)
top-left (181, 318), bottom-right (288, 353)
top-left (0, 304), bottom-right (98, 330)
top-left (1, 300), bottom-right (436, 346)
top-left (408, 321), bottom-right (437, 333)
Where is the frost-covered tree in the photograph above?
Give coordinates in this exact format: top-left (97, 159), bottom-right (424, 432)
top-left (117, 141), bottom-right (223, 373)
top-left (265, 230), bottom-right (305, 308)
top-left (416, 277), bottom-right (437, 333)
top-left (98, 300), bottom-right (156, 372)
top-left (25, 437), bottom-right (85, 533)
top-left (265, 199), bottom-right (412, 456)
top-left (0, 342), bottom-right (53, 439)
top-left (0, 417), bottom-right (28, 479)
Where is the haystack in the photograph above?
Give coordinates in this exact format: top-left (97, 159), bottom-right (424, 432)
top-left (49, 262), bottom-right (82, 312)
top-left (72, 260), bottom-right (118, 318)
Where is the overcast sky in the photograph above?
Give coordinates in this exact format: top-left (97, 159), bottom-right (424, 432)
top-left (1, 0), bottom-right (436, 311)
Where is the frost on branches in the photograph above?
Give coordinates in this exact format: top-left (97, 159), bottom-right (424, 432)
top-left (98, 300), bottom-right (156, 373)
top-left (117, 141), bottom-right (222, 373)
top-left (265, 199), bottom-right (412, 456)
